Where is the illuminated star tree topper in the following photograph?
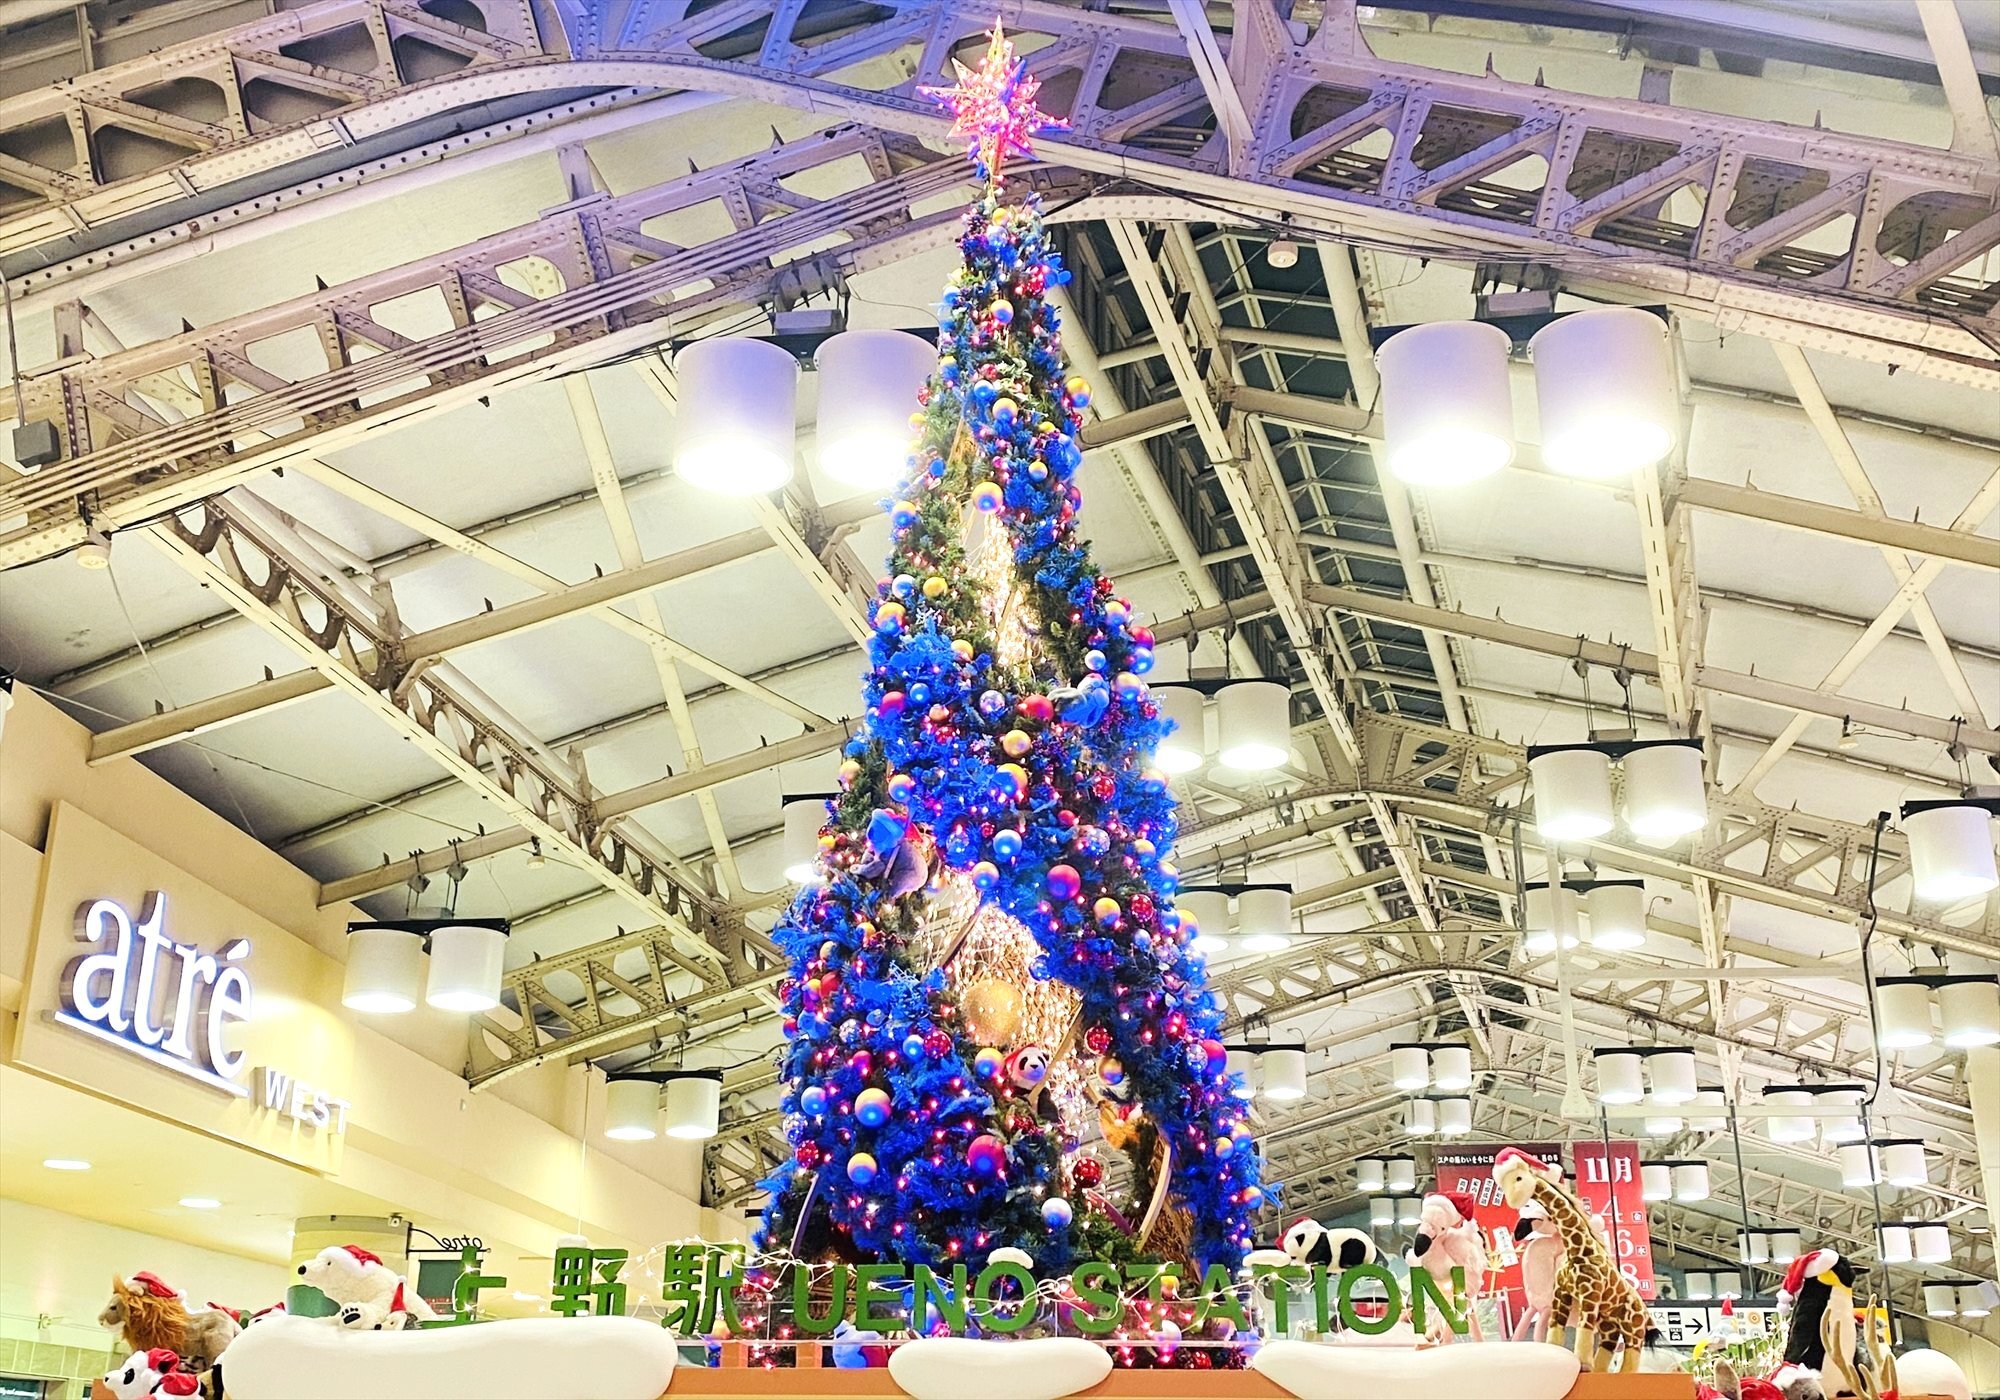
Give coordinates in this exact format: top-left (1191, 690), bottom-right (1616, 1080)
top-left (920, 21), bottom-right (1068, 185)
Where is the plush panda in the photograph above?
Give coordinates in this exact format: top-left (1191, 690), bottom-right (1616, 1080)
top-left (1281, 1218), bottom-right (1376, 1270)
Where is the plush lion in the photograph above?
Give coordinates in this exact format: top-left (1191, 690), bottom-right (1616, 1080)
top-left (99, 1273), bottom-right (240, 1373)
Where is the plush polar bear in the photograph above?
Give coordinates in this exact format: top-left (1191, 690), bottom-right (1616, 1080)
top-left (296, 1245), bottom-right (437, 1331)
top-left (101, 1348), bottom-right (199, 1399)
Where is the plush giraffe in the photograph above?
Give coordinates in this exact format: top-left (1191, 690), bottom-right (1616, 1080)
top-left (1493, 1146), bottom-right (1649, 1372)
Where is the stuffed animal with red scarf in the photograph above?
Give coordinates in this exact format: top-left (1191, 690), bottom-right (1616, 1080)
top-left (296, 1245), bottom-right (437, 1331)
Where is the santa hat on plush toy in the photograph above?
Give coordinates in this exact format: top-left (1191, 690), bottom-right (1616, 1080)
top-left (339, 1245), bottom-right (384, 1268)
top-left (1440, 1190), bottom-right (1479, 1224)
top-left (1777, 1247), bottom-right (1840, 1306)
top-left (126, 1272), bottom-right (183, 1300)
top-left (144, 1350), bottom-right (200, 1397)
top-left (1494, 1146), bottom-right (1561, 1180)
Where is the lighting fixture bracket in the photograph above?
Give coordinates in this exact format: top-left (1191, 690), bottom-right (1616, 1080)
top-left (1902, 796), bottom-right (2000, 819)
top-left (345, 916), bottom-right (511, 951)
top-left (604, 1068), bottom-right (727, 1086)
top-left (1526, 737), bottom-right (1703, 763)
top-left (1371, 303), bottom-right (1670, 354)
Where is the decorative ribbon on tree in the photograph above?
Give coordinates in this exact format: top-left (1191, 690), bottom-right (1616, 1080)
top-left (757, 21), bottom-right (1262, 1308)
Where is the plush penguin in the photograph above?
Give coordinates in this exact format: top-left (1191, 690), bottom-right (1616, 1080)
top-left (1281, 1217), bottom-right (1376, 1270)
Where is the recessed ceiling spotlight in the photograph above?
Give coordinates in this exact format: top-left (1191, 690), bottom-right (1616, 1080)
top-left (43, 1158), bottom-right (91, 1171)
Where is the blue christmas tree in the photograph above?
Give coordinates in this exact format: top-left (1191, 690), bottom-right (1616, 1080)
top-left (758, 24), bottom-right (1262, 1294)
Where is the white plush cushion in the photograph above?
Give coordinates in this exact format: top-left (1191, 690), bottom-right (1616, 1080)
top-left (1896, 1348), bottom-right (1972, 1400)
top-left (887, 1336), bottom-right (1112, 1400)
top-left (224, 1315), bottom-right (678, 1400)
top-left (1252, 1339), bottom-right (1579, 1400)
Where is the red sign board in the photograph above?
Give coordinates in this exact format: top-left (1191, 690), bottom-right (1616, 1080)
top-left (1571, 1140), bottom-right (1658, 1300)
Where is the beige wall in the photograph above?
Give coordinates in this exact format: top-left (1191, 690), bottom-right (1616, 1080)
top-left (0, 686), bottom-right (738, 1317)
top-left (0, 1198), bottom-right (290, 1353)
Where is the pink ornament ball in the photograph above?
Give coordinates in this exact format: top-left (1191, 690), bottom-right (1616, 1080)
top-left (966, 1134), bottom-right (1007, 1175)
top-left (971, 860), bottom-right (1001, 892)
top-left (1098, 1055), bottom-right (1126, 1088)
top-left (848, 1152), bottom-right (878, 1185)
top-left (1093, 897), bottom-right (1121, 927)
top-left (1202, 1039), bottom-right (1227, 1068)
top-left (973, 1047), bottom-right (1006, 1079)
top-left (1047, 865), bottom-right (1082, 900)
top-left (887, 772), bottom-right (917, 803)
top-left (972, 482), bottom-right (1004, 513)
top-left (854, 1087), bottom-right (893, 1128)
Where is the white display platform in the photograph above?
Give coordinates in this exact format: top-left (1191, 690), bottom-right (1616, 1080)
top-left (222, 1314), bottom-right (679, 1400)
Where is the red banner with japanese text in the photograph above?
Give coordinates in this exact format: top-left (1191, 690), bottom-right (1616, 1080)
top-left (1571, 1140), bottom-right (1658, 1300)
top-left (1432, 1142), bottom-right (1563, 1320)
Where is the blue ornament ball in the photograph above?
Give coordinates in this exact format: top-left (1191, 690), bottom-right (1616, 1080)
top-left (979, 689), bottom-right (1008, 718)
top-left (800, 1085), bottom-right (828, 1117)
top-left (903, 1033), bottom-right (927, 1060)
top-left (992, 829), bottom-right (1023, 861)
top-left (1043, 1197), bottom-right (1074, 1229)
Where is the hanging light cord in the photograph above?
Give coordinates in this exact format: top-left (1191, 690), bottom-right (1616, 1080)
top-left (1856, 811), bottom-right (1891, 1109)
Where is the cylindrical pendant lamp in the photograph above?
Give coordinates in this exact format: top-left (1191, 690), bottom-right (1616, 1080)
top-left (1686, 1088), bottom-right (1728, 1133)
top-left (663, 1072), bottom-right (722, 1140)
top-left (1260, 1047), bottom-right (1308, 1102)
top-left (1386, 1156), bottom-right (1417, 1194)
top-left (1396, 1196), bottom-right (1422, 1229)
top-left (1357, 1157), bottom-right (1386, 1193)
top-left (814, 329), bottom-right (931, 488)
top-left (1878, 1224), bottom-right (1913, 1265)
top-left (1648, 1047), bottom-right (1697, 1105)
top-left (1153, 685), bottom-right (1207, 774)
top-left (1762, 1087), bottom-right (1815, 1143)
top-left (1225, 1048), bottom-right (1259, 1100)
top-left (1770, 1230), bottom-right (1802, 1264)
top-left (1529, 306), bottom-right (1677, 478)
top-left (342, 926), bottom-right (426, 1014)
top-left (673, 337), bottom-right (799, 494)
top-left (1902, 802), bottom-right (1999, 903)
top-left (1714, 1271), bottom-right (1742, 1299)
top-left (1875, 976), bottom-right (1935, 1049)
top-left (1838, 1141), bottom-right (1879, 1189)
top-left (1640, 1163), bottom-right (1672, 1201)
top-left (1924, 1282), bottom-right (1958, 1317)
top-left (1236, 886), bottom-right (1294, 955)
top-left (1740, 1231), bottom-right (1768, 1265)
top-left (1671, 1161), bottom-right (1710, 1201)
top-left (1913, 1222), bottom-right (1952, 1264)
top-left (1405, 1097), bottom-right (1437, 1136)
top-left (1374, 320), bottom-right (1516, 486)
top-left (1216, 681), bottom-right (1291, 771)
top-left (1960, 1284), bottom-right (1994, 1318)
top-left (1585, 879), bottom-right (1646, 951)
top-left (1594, 1049), bottom-right (1645, 1105)
top-left (604, 1077), bottom-right (660, 1141)
top-left (1622, 741), bottom-right (1708, 840)
top-left (1369, 1197), bottom-right (1395, 1228)
top-left (1439, 1097), bottom-right (1472, 1136)
top-left (1391, 1044), bottom-right (1431, 1091)
top-left (782, 795), bottom-right (827, 883)
top-left (1530, 747), bottom-right (1615, 841)
top-left (1881, 1139), bottom-right (1927, 1187)
top-left (1643, 1112), bottom-right (1684, 1137)
top-left (425, 921), bottom-right (508, 1013)
top-left (1432, 1044), bottom-right (1474, 1092)
top-left (1940, 976), bottom-right (2000, 1048)
top-left (1683, 1270), bottom-right (1712, 1301)
top-left (1522, 882), bottom-right (1570, 955)
top-left (1179, 889), bottom-right (1233, 956)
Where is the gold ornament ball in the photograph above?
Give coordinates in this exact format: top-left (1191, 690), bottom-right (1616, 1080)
top-left (963, 978), bottom-right (1024, 1045)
